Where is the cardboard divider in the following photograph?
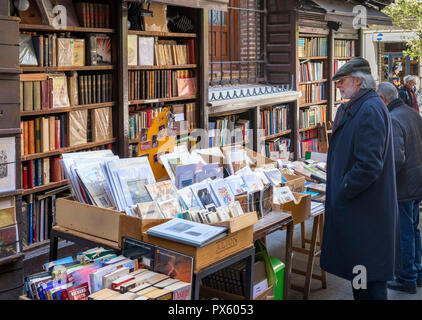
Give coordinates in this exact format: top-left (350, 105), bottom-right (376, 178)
top-left (272, 192), bottom-right (311, 225)
top-left (211, 211), bottom-right (258, 233)
top-left (283, 173), bottom-right (306, 193)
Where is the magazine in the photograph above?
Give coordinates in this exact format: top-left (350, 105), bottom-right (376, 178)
top-left (273, 186), bottom-right (297, 204)
top-left (178, 186), bottom-right (201, 209)
top-left (210, 178), bottom-right (235, 207)
top-left (190, 181), bottom-right (219, 209)
top-left (136, 201), bottom-right (165, 219)
top-left (263, 168), bottom-right (284, 187)
top-left (146, 218), bottom-right (227, 247)
top-left (225, 175), bottom-right (248, 196)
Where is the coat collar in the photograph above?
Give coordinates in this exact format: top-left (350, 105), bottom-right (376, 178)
top-left (387, 98), bottom-right (404, 112)
top-left (333, 88), bottom-right (376, 133)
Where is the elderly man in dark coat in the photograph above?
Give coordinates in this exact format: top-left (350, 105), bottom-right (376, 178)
top-left (320, 58), bottom-right (399, 300)
top-left (377, 82), bottom-right (422, 294)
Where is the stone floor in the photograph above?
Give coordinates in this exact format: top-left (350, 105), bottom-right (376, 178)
top-left (266, 218), bottom-right (422, 300)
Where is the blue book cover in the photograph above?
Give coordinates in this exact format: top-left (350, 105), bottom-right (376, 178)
top-left (147, 218), bottom-right (227, 247)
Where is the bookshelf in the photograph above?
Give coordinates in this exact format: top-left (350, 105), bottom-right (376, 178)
top-left (16, 0), bottom-right (118, 250)
top-left (123, 3), bottom-right (203, 156)
top-left (331, 32), bottom-right (359, 122)
top-left (297, 33), bottom-right (328, 158)
top-left (0, 15), bottom-right (22, 263)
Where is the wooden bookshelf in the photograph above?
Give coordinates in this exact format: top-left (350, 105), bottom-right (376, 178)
top-left (128, 30), bottom-right (197, 38)
top-left (128, 95), bottom-right (197, 105)
top-left (298, 56), bottom-right (328, 60)
top-left (21, 138), bottom-right (117, 161)
top-left (299, 79), bottom-right (327, 85)
top-left (22, 239), bottom-right (51, 252)
top-left (21, 102), bottom-right (116, 117)
top-left (264, 130), bottom-right (292, 140)
top-left (299, 125), bottom-right (319, 132)
top-left (299, 100), bottom-right (328, 108)
top-left (20, 65), bottom-right (115, 72)
top-left (128, 64), bottom-right (197, 70)
top-left (22, 180), bottom-right (68, 196)
top-left (19, 24), bottom-right (115, 34)
top-left (334, 57), bottom-right (355, 60)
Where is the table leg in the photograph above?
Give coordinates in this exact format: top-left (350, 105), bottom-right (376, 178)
top-left (192, 274), bottom-right (201, 300)
top-left (303, 215), bottom-right (320, 300)
top-left (318, 214), bottom-right (327, 289)
top-left (49, 230), bottom-right (58, 262)
top-left (245, 251), bottom-right (255, 299)
top-left (284, 221), bottom-right (294, 300)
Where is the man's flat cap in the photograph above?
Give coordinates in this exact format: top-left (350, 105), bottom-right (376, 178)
top-left (332, 57), bottom-right (372, 81)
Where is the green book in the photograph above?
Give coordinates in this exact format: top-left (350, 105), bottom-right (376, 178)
top-left (23, 81), bottom-right (33, 111)
top-left (33, 81), bottom-right (41, 111)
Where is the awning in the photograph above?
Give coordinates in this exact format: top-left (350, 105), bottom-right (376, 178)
top-left (131, 0), bottom-right (229, 11)
top-left (303, 0), bottom-right (393, 26)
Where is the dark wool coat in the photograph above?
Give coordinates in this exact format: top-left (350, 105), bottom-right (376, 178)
top-left (388, 98), bottom-right (422, 201)
top-left (320, 89), bottom-right (399, 282)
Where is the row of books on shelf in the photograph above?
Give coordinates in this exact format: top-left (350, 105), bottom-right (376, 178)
top-left (262, 138), bottom-right (291, 160)
top-left (333, 60), bottom-right (347, 75)
top-left (298, 37), bottom-right (328, 57)
top-left (129, 103), bottom-right (197, 140)
top-left (299, 138), bottom-right (320, 159)
top-left (202, 260), bottom-right (248, 296)
top-left (299, 61), bottom-right (324, 82)
top-left (260, 105), bottom-right (290, 137)
top-left (128, 36), bottom-right (195, 66)
top-left (21, 115), bottom-right (66, 154)
top-left (17, 0), bottom-right (111, 28)
top-left (299, 106), bottom-right (326, 129)
top-left (0, 198), bottom-right (19, 259)
top-left (334, 39), bottom-right (356, 57)
top-left (298, 83), bottom-right (326, 105)
top-left (24, 245), bottom-right (192, 300)
top-left (21, 107), bottom-right (113, 156)
top-left (20, 33), bottom-right (111, 67)
top-left (20, 72), bottom-right (113, 112)
top-left (208, 116), bottom-right (250, 148)
top-left (128, 69), bottom-right (197, 101)
top-left (22, 156), bottom-right (63, 190)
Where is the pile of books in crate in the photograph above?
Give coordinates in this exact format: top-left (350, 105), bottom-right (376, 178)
top-left (24, 246), bottom-right (192, 300)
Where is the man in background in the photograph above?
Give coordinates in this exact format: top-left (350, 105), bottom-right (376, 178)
top-left (321, 58), bottom-right (399, 300)
top-left (377, 82), bottom-right (422, 294)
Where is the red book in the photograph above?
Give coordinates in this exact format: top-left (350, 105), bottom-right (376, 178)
top-left (147, 110), bottom-right (152, 128)
top-left (28, 160), bottom-right (34, 189)
top-left (186, 39), bottom-right (195, 64)
top-left (41, 80), bottom-right (49, 110)
top-left (50, 157), bottom-right (62, 182)
top-left (54, 119), bottom-right (60, 149)
top-left (48, 78), bottom-right (53, 109)
top-left (22, 165), bottom-right (28, 189)
top-left (60, 283), bottom-right (90, 300)
top-left (111, 276), bottom-right (135, 291)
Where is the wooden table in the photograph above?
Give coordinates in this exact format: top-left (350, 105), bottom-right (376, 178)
top-left (253, 211), bottom-right (294, 299)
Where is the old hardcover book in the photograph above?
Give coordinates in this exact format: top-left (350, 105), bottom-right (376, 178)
top-left (87, 75), bottom-right (92, 104)
top-left (34, 117), bottom-right (41, 153)
top-left (101, 74), bottom-right (106, 103)
top-left (48, 116), bottom-right (55, 151)
top-left (33, 81), bottom-right (41, 111)
top-left (28, 120), bottom-right (35, 154)
top-left (92, 75), bottom-right (96, 104)
top-left (128, 35), bottom-right (138, 66)
top-left (40, 117), bottom-right (49, 152)
top-left (50, 157), bottom-right (62, 182)
top-left (67, 72), bottom-right (79, 106)
top-left (0, 198), bottom-right (16, 229)
top-left (23, 81), bottom-right (34, 111)
top-left (54, 118), bottom-right (60, 149)
top-left (78, 75), bottom-right (84, 105)
top-left (42, 158), bottom-right (50, 185)
top-left (96, 74), bottom-right (101, 103)
top-left (23, 121), bottom-right (29, 156)
top-left (49, 73), bottom-right (70, 108)
top-left (87, 35), bottom-right (111, 65)
top-left (73, 39), bottom-right (85, 66)
top-left (91, 107), bottom-right (113, 142)
top-left (48, 78), bottom-right (53, 109)
top-left (41, 80), bottom-right (49, 110)
top-left (68, 110), bottom-right (88, 146)
top-left (138, 37), bottom-right (154, 66)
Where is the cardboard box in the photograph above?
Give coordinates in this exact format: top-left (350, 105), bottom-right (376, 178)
top-left (272, 192), bottom-right (311, 225)
top-left (55, 198), bottom-right (170, 248)
top-left (142, 226), bottom-right (254, 273)
top-left (254, 285), bottom-right (274, 300)
top-left (253, 260), bottom-right (268, 298)
top-left (283, 173), bottom-right (306, 193)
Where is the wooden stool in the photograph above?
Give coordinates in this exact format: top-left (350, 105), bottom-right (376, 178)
top-left (291, 210), bottom-right (327, 299)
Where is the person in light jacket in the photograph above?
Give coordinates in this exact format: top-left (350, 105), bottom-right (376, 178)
top-left (377, 82), bottom-right (422, 294)
top-left (321, 58), bottom-right (399, 300)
